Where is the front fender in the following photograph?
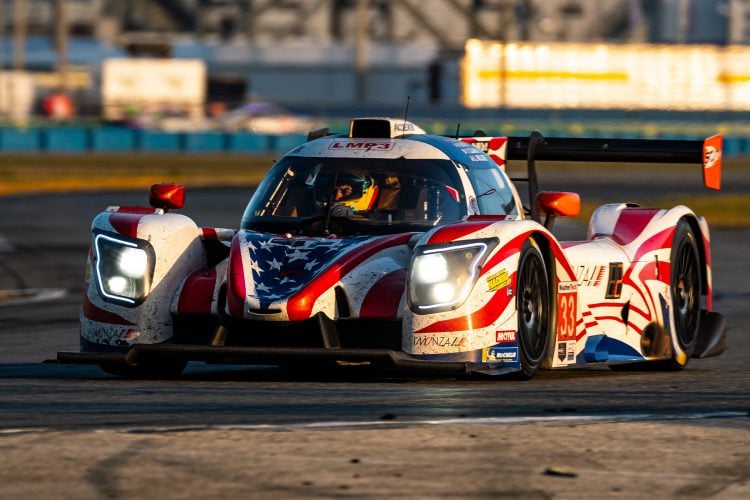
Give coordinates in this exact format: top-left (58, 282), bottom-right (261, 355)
top-left (81, 207), bottom-right (206, 348)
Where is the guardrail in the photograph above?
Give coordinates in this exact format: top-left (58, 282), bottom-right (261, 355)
top-left (0, 125), bottom-right (747, 157)
top-left (0, 126), bottom-right (308, 154)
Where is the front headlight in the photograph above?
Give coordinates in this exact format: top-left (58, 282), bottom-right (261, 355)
top-left (93, 233), bottom-right (154, 306)
top-left (408, 238), bottom-right (496, 313)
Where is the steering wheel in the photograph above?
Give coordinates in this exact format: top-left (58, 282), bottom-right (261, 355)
top-left (296, 215), bottom-right (357, 236)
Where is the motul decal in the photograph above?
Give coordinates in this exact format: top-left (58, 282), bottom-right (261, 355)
top-left (495, 330), bottom-right (516, 343)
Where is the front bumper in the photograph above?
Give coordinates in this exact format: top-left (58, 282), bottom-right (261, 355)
top-left (57, 344), bottom-right (516, 376)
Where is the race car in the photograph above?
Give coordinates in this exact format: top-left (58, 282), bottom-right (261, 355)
top-left (58, 117), bottom-right (726, 379)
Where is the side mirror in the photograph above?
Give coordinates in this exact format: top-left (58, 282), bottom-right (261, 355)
top-left (536, 191), bottom-right (580, 228)
top-left (149, 183), bottom-right (185, 211)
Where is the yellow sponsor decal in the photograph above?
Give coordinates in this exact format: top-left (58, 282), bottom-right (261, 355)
top-left (717, 73), bottom-right (750, 84)
top-left (486, 269), bottom-right (510, 292)
top-left (476, 69), bottom-right (628, 81)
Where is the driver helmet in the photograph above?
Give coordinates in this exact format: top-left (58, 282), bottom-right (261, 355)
top-left (328, 171), bottom-right (377, 212)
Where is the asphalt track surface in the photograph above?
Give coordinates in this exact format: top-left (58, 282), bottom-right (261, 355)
top-left (0, 174), bottom-right (748, 498)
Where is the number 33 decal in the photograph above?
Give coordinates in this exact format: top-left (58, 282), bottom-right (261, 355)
top-left (557, 292), bottom-right (577, 340)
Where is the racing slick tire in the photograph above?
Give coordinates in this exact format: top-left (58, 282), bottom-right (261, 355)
top-left (656, 219), bottom-right (702, 370)
top-left (513, 239), bottom-right (552, 380)
top-left (98, 359), bottom-right (188, 379)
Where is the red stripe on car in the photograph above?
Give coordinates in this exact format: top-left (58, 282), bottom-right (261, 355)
top-left (287, 233), bottom-right (413, 321)
top-left (82, 294), bottom-right (134, 326)
top-left (177, 267), bottom-right (217, 315)
top-left (202, 228), bottom-right (218, 240)
top-left (632, 227), bottom-right (675, 262)
top-left (610, 209), bottom-right (660, 245)
top-left (109, 213), bottom-right (147, 238)
top-left (226, 235), bottom-right (246, 318)
top-left (359, 268), bottom-right (407, 318)
top-left (415, 272), bottom-right (516, 334)
top-left (427, 220), bottom-right (495, 244)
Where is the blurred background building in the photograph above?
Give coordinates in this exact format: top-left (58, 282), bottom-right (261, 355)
top-left (1, 0), bottom-right (749, 138)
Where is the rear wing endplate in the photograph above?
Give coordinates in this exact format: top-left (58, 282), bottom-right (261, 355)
top-left (503, 134), bottom-right (722, 190)
top-left (462, 132), bottom-right (722, 222)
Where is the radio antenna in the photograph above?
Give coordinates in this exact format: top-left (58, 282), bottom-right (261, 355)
top-left (401, 95), bottom-right (411, 136)
top-left (454, 123), bottom-right (461, 139)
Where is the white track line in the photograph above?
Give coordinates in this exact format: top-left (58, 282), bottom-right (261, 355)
top-left (1, 411), bottom-right (746, 435)
top-left (0, 288), bottom-right (67, 306)
top-left (0, 234), bottom-right (13, 253)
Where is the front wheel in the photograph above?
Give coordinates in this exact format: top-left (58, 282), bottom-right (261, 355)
top-left (514, 239), bottom-right (551, 380)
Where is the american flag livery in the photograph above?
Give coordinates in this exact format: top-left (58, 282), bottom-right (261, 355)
top-left (236, 232), bottom-right (373, 311)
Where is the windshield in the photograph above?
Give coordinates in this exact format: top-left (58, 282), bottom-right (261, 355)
top-left (465, 167), bottom-right (519, 217)
top-left (241, 156), bottom-right (466, 234)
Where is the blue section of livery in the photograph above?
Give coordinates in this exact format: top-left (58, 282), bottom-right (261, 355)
top-left (406, 135), bottom-right (497, 168)
top-left (486, 346), bottom-right (519, 362)
top-left (413, 346), bottom-right (521, 366)
top-left (583, 334), bottom-right (645, 363)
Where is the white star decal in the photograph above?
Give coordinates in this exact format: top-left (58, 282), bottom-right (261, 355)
top-left (288, 249), bottom-right (309, 262)
top-left (255, 282), bottom-right (270, 293)
top-left (267, 258), bottom-right (282, 271)
top-left (304, 259), bottom-right (320, 271)
top-left (259, 239), bottom-right (273, 251)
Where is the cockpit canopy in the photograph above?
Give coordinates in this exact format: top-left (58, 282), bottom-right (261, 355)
top-left (241, 156), bottom-right (467, 232)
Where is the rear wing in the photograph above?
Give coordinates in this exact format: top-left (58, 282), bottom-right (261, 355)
top-left (462, 132), bottom-right (722, 221)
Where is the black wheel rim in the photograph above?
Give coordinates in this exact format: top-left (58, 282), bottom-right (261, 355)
top-left (673, 238), bottom-right (700, 348)
top-left (518, 252), bottom-right (548, 363)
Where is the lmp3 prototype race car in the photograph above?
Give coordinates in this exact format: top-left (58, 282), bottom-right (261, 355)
top-left (58, 117), bottom-right (726, 379)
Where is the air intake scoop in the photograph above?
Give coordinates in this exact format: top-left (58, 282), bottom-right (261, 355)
top-left (349, 118), bottom-right (426, 138)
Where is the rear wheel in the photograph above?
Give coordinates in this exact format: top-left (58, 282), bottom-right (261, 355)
top-left (660, 220), bottom-right (702, 370)
top-left (514, 240), bottom-right (551, 380)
